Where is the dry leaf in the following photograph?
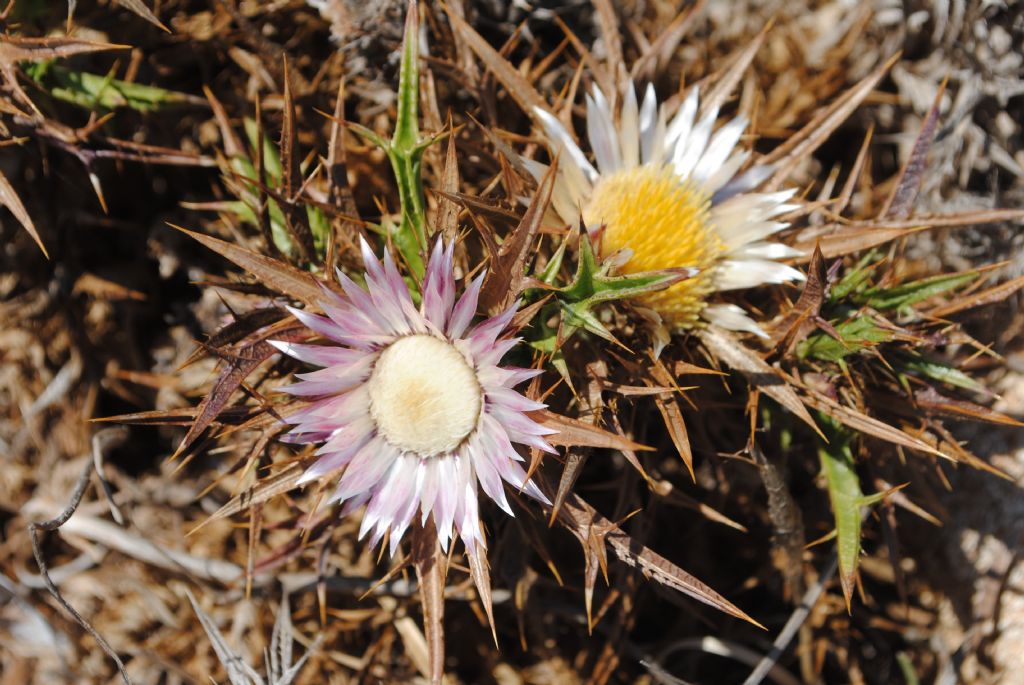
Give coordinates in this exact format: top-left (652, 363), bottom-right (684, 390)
top-left (557, 492), bottom-right (764, 628)
top-left (114, 0), bottom-right (169, 32)
top-left (795, 383), bottom-right (952, 461)
top-left (770, 244), bottom-right (827, 356)
top-left (479, 161), bottom-right (555, 312)
top-left (0, 169), bottom-right (47, 257)
top-left (880, 77), bottom-right (947, 219)
top-left (411, 521), bottom-right (446, 685)
top-left (534, 410), bottom-right (652, 452)
top-left (927, 273), bottom-right (1024, 318)
top-left (173, 226), bottom-right (329, 308)
top-left (444, 8), bottom-right (548, 117)
top-left (647, 360), bottom-right (694, 479)
top-left (697, 327), bottom-right (822, 437)
top-left (764, 53), bottom-right (900, 189)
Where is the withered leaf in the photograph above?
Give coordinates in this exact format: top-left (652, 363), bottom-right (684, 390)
top-left (651, 480), bottom-right (748, 532)
top-left (436, 133), bottom-right (461, 240)
top-left (278, 60), bottom-right (315, 262)
top-left (795, 209), bottom-right (1024, 263)
top-left (928, 273), bottom-right (1024, 318)
top-left (96, 407), bottom-right (200, 426)
top-left (835, 125), bottom-right (875, 216)
top-left (174, 323), bottom-right (307, 458)
top-left (444, 8), bottom-right (548, 117)
top-left (591, 0), bottom-right (623, 86)
top-left (792, 225), bottom-right (928, 262)
top-left (796, 385), bottom-right (952, 461)
top-left (0, 169), bottom-right (47, 257)
top-left (411, 520), bottom-right (446, 685)
top-left (764, 53), bottom-right (900, 189)
top-left (699, 24), bottom-right (768, 116)
top-left (880, 77), bottom-right (947, 219)
top-left (697, 327), bottom-right (822, 437)
top-left (912, 387), bottom-right (1022, 426)
top-left (432, 189), bottom-right (520, 225)
top-left (534, 410), bottom-right (652, 452)
top-left (114, 0), bottom-right (170, 31)
top-left (173, 226), bottom-right (328, 308)
top-left (558, 493), bottom-right (763, 628)
top-left (629, 0), bottom-right (706, 80)
top-left (327, 79), bottom-right (358, 220)
top-left (465, 539), bottom-right (497, 645)
top-left (647, 360), bottom-right (694, 479)
top-left (550, 451), bottom-right (588, 525)
top-left (192, 463), bottom-right (306, 534)
top-left (203, 86), bottom-right (243, 158)
top-left (470, 115), bottom-right (541, 183)
top-left (280, 61), bottom-right (300, 202)
top-left (0, 36), bottom-right (129, 64)
top-left (183, 307), bottom-right (287, 368)
top-left (479, 162), bottom-right (555, 313)
top-left (770, 244), bottom-right (827, 356)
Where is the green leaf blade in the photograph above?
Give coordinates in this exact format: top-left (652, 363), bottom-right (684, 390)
top-left (817, 417), bottom-right (863, 611)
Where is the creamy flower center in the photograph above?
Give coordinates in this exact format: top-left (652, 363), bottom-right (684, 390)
top-left (584, 164), bottom-right (726, 328)
top-left (367, 334), bottom-right (482, 456)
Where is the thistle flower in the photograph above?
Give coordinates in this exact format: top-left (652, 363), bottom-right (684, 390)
top-left (272, 238), bottom-right (553, 556)
top-left (531, 84), bottom-right (805, 338)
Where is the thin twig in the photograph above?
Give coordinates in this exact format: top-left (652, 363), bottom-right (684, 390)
top-left (741, 555), bottom-right (840, 685)
top-left (644, 636), bottom-right (801, 685)
top-left (92, 426), bottom-right (129, 525)
top-left (28, 460), bottom-right (132, 684)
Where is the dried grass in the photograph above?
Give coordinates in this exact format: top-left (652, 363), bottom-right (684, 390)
top-left (1, 1), bottom-right (1022, 684)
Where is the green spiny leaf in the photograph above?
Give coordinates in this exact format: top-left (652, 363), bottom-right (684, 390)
top-left (557, 235), bottom-right (692, 304)
top-left (24, 62), bottom-right (200, 112)
top-left (243, 118), bottom-right (283, 181)
top-left (347, 1), bottom-right (435, 280)
top-left (557, 235), bottom-right (602, 302)
top-left (561, 300), bottom-right (617, 345)
top-left (893, 352), bottom-right (987, 394)
top-left (527, 234), bottom-right (692, 355)
top-left (817, 415), bottom-right (864, 612)
top-left (857, 270), bottom-right (977, 313)
top-left (529, 303), bottom-right (573, 388)
top-left (817, 414), bottom-right (902, 612)
top-left (307, 205), bottom-right (330, 256)
top-left (538, 239), bottom-right (567, 286)
top-left (797, 316), bottom-right (894, 362)
top-left (829, 251), bottom-right (879, 302)
top-left (387, 0), bottom-right (428, 278)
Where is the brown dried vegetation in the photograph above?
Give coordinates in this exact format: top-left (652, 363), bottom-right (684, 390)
top-left (2, 1), bottom-right (1023, 684)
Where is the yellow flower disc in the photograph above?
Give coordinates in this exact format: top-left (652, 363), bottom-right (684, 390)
top-left (584, 164), bottom-right (726, 328)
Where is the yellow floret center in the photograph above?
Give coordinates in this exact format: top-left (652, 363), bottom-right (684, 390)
top-left (368, 335), bottom-right (482, 456)
top-left (584, 164), bottom-right (725, 328)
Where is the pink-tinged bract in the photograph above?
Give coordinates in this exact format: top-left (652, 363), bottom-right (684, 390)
top-left (273, 238), bottom-right (554, 555)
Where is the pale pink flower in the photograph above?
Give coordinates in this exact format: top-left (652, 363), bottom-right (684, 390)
top-left (273, 238), bottom-right (553, 555)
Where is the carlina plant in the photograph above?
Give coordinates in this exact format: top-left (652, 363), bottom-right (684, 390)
top-left (116, 2), bottom-right (763, 683)
top-left (87, 1), bottom-right (1024, 683)
top-left (4, 0), bottom-right (1024, 683)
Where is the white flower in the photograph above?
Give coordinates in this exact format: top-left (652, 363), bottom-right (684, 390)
top-left (530, 83), bottom-right (805, 338)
